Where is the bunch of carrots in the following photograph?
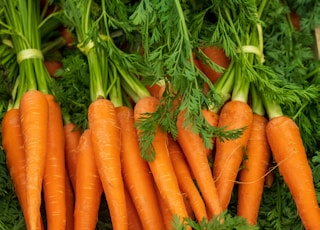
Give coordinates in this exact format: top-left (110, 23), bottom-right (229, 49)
top-left (1, 0), bottom-right (320, 230)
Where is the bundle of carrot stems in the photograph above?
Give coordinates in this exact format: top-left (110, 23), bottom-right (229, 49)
top-left (0, 0), bottom-right (320, 230)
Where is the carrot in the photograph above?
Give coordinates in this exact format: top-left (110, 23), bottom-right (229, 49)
top-left (167, 135), bottom-right (208, 223)
top-left (237, 114), bottom-right (271, 225)
top-left (64, 122), bottom-right (81, 191)
top-left (116, 106), bottom-right (165, 230)
top-left (154, 183), bottom-right (173, 230)
top-left (65, 171), bottom-right (74, 230)
top-left (202, 109), bottom-right (219, 158)
top-left (44, 60), bottom-right (62, 77)
top-left (74, 129), bottom-right (103, 230)
top-left (124, 185), bottom-right (144, 230)
top-left (266, 116), bottom-right (320, 229)
top-left (198, 46), bottom-right (230, 84)
top-left (2, 109), bottom-right (33, 229)
top-left (134, 96), bottom-right (189, 225)
top-left (146, 83), bottom-right (165, 100)
top-left (176, 109), bottom-right (222, 219)
top-left (19, 90), bottom-right (49, 230)
top-left (43, 94), bottom-right (66, 230)
top-left (213, 100), bottom-right (253, 210)
top-left (88, 99), bottom-right (128, 230)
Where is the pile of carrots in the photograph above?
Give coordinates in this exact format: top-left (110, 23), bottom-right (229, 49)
top-left (1, 1), bottom-right (320, 230)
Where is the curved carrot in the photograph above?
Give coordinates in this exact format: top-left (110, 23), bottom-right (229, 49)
top-left (19, 90), bottom-right (49, 230)
top-left (88, 99), bottom-right (127, 230)
top-left (43, 94), bottom-right (66, 230)
top-left (74, 129), bottom-right (103, 230)
top-left (64, 122), bottom-right (81, 191)
top-left (116, 106), bottom-right (165, 230)
top-left (2, 109), bottom-right (31, 229)
top-left (167, 135), bottom-right (208, 223)
top-left (176, 109), bottom-right (222, 219)
top-left (213, 100), bottom-right (253, 210)
top-left (134, 96), bottom-right (189, 225)
top-left (266, 116), bottom-right (320, 229)
top-left (237, 114), bottom-right (271, 225)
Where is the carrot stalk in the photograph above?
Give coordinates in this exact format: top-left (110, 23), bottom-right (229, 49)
top-left (167, 135), bottom-right (208, 223)
top-left (88, 99), bottom-right (128, 230)
top-left (116, 106), bottom-right (165, 230)
top-left (74, 129), bottom-right (103, 230)
top-left (134, 96), bottom-right (189, 225)
top-left (43, 94), bottom-right (66, 230)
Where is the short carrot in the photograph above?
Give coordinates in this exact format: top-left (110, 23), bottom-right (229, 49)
top-left (88, 99), bottom-right (128, 230)
top-left (237, 114), bottom-right (271, 225)
top-left (176, 109), bottom-right (222, 219)
top-left (2, 109), bottom-right (31, 229)
top-left (134, 96), bottom-right (189, 225)
top-left (213, 100), bottom-right (253, 211)
top-left (167, 135), bottom-right (208, 223)
top-left (19, 90), bottom-right (49, 230)
top-left (116, 106), bottom-right (165, 230)
top-left (64, 122), bottom-right (81, 191)
top-left (74, 129), bottom-right (103, 230)
top-left (43, 94), bottom-right (66, 230)
top-left (266, 115), bottom-right (320, 230)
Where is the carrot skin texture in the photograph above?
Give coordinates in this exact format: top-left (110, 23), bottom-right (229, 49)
top-left (65, 171), bottom-right (75, 230)
top-left (88, 99), bottom-right (128, 230)
top-left (19, 90), bottom-right (49, 230)
top-left (177, 109), bottom-right (222, 219)
top-left (43, 94), bottom-right (66, 230)
top-left (74, 129), bottom-right (103, 230)
top-left (167, 135), bottom-right (208, 222)
top-left (116, 106), bottom-right (165, 230)
top-left (237, 114), bottom-right (270, 225)
top-left (266, 116), bottom-right (320, 230)
top-left (213, 100), bottom-right (253, 210)
top-left (64, 123), bottom-right (81, 191)
top-left (2, 109), bottom-right (32, 229)
top-left (124, 185), bottom-right (144, 230)
top-left (134, 96), bottom-right (189, 224)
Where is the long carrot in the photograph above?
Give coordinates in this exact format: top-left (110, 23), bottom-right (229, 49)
top-left (176, 109), bottom-right (222, 219)
top-left (19, 90), bottom-right (49, 230)
top-left (266, 115), bottom-right (320, 229)
top-left (64, 122), bottom-right (81, 191)
top-left (202, 109), bottom-right (219, 158)
top-left (124, 185), bottom-right (144, 230)
top-left (237, 113), bottom-right (271, 225)
top-left (134, 96), bottom-right (189, 225)
top-left (74, 129), bottom-right (103, 230)
top-left (213, 100), bottom-right (253, 210)
top-left (88, 98), bottom-right (128, 230)
top-left (2, 109), bottom-right (31, 229)
top-left (43, 94), bottom-right (66, 230)
top-left (65, 171), bottom-right (75, 230)
top-left (167, 135), bottom-right (208, 223)
top-left (116, 106), bottom-right (165, 230)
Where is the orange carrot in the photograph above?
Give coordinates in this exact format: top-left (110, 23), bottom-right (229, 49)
top-left (74, 129), bottom-right (103, 230)
top-left (124, 185), bottom-right (144, 230)
top-left (43, 94), bottom-right (66, 230)
top-left (64, 122), bottom-right (81, 191)
top-left (147, 83), bottom-right (165, 100)
top-left (198, 46), bottom-right (230, 84)
top-left (65, 171), bottom-right (74, 230)
top-left (176, 109), bottom-right (222, 219)
top-left (116, 106), bottom-right (165, 230)
top-left (154, 183), bottom-right (173, 230)
top-left (213, 100), bottom-right (253, 211)
top-left (237, 114), bottom-right (271, 225)
top-left (167, 135), bottom-right (208, 222)
top-left (202, 109), bottom-right (219, 157)
top-left (266, 116), bottom-right (320, 230)
top-left (134, 96), bottom-right (189, 225)
top-left (2, 109), bottom-right (31, 229)
top-left (88, 99), bottom-right (127, 230)
top-left (19, 90), bottom-right (49, 230)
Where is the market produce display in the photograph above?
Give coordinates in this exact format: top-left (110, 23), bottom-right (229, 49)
top-left (0, 0), bottom-right (320, 229)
